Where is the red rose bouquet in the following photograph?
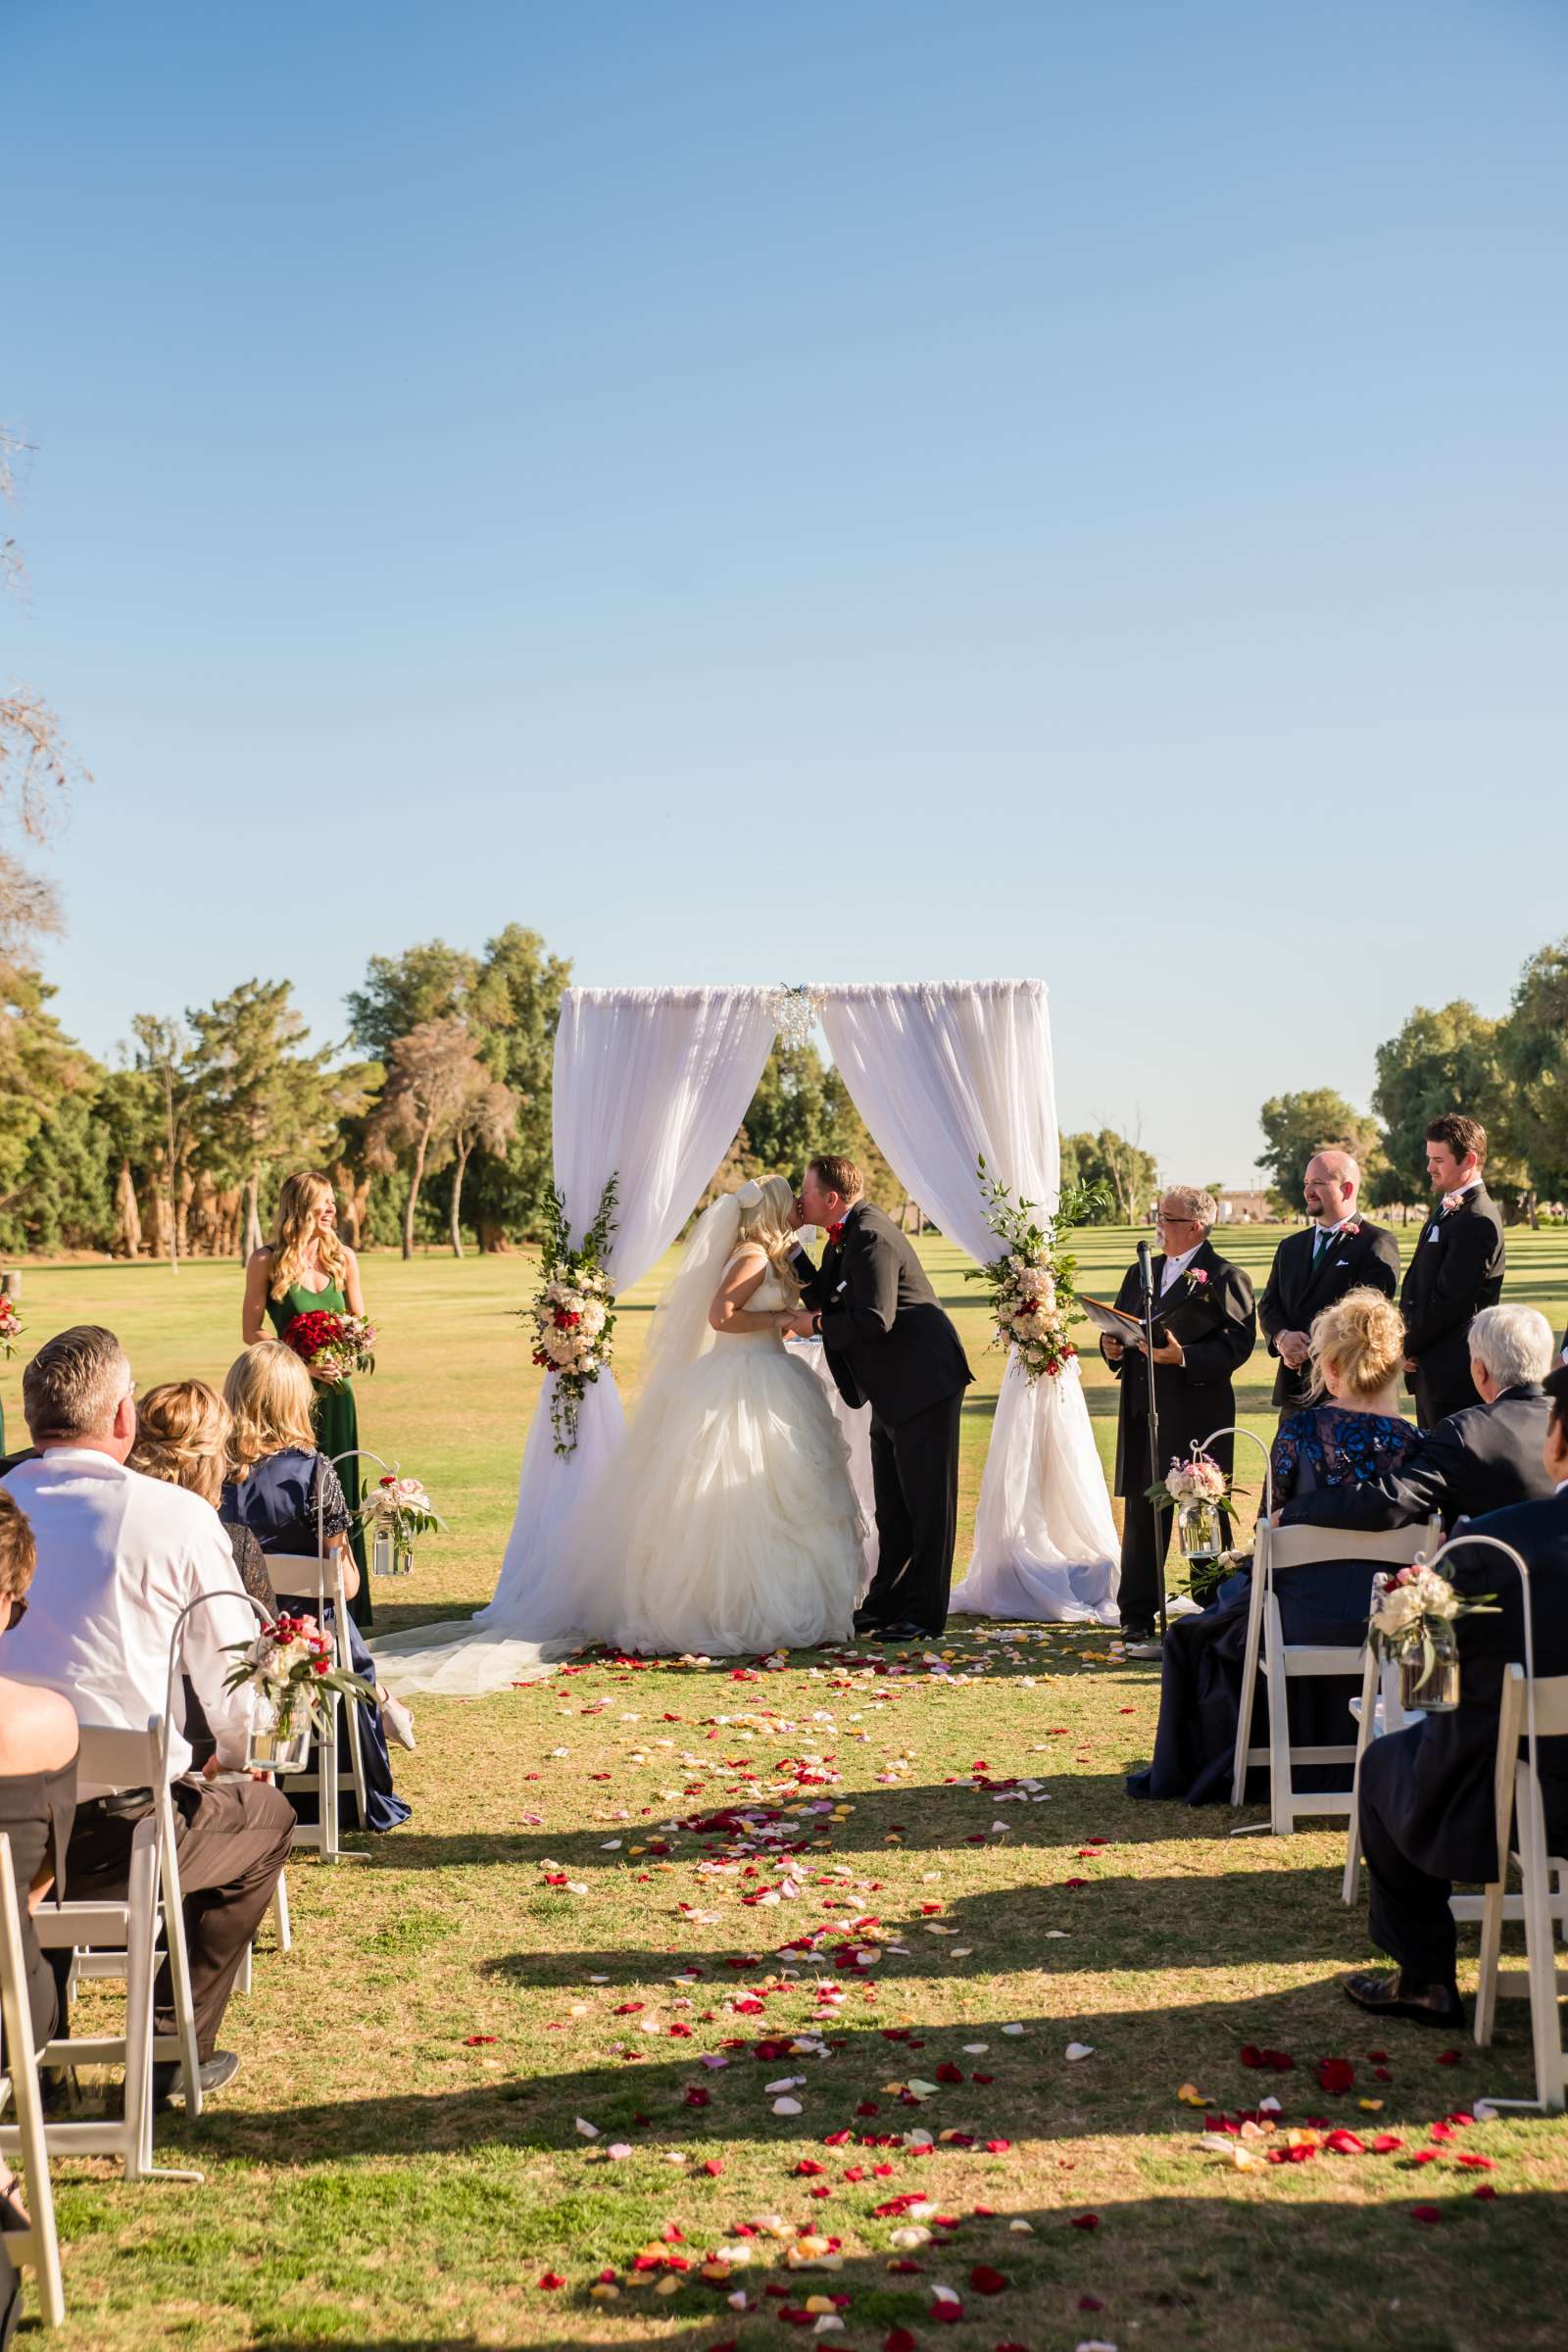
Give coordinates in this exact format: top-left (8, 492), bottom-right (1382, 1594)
top-left (282, 1307), bottom-right (376, 1379)
top-left (0, 1296), bottom-right (22, 1359)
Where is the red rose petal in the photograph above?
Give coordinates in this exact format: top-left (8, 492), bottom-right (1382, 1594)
top-left (1071, 2211), bottom-right (1101, 2230)
top-left (1410, 2203), bottom-right (1443, 2225)
top-left (969, 2265), bottom-right (1007, 2294)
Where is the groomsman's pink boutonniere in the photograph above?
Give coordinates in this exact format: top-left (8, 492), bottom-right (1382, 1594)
top-left (1187, 1268), bottom-right (1208, 1286)
top-left (1344, 1220), bottom-right (1362, 1237)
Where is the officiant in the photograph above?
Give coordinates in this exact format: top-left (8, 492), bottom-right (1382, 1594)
top-left (1100, 1188), bottom-right (1257, 1653)
top-left (1258, 1150), bottom-right (1400, 1418)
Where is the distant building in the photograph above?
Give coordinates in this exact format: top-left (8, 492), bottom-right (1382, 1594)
top-left (1214, 1190), bottom-right (1274, 1225)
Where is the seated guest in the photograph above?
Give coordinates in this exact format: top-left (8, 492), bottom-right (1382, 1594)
top-left (1280, 1303), bottom-right (1557, 1535)
top-left (220, 1344), bottom-right (413, 1831)
top-left (1258, 1150), bottom-right (1399, 1418)
top-left (130, 1381), bottom-right (276, 1770)
top-left (0, 1487), bottom-right (77, 2081)
top-left (1129, 1290), bottom-right (1419, 1806)
top-left (2, 1326), bottom-right (294, 2107)
top-left (1346, 1361), bottom-right (1568, 2029)
top-left (0, 1488), bottom-right (74, 2337)
top-left (1101, 1187), bottom-right (1257, 1653)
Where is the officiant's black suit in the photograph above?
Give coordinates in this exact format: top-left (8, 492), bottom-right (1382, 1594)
top-left (1102, 1240), bottom-right (1256, 1632)
top-left (794, 1203), bottom-right (971, 1635)
top-left (1258, 1220), bottom-right (1400, 1411)
top-left (1356, 1488), bottom-right (1568, 1990)
top-left (1400, 1184), bottom-right (1505, 1427)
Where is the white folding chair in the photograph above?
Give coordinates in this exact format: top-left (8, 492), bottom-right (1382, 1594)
top-left (1469, 1663), bottom-right (1568, 2111)
top-left (1232, 1517), bottom-right (1442, 1834)
top-left (2, 1723), bottom-right (201, 2183)
top-left (0, 1834), bottom-right (65, 2328)
top-left (266, 1551), bottom-right (369, 1866)
top-left (1342, 1646), bottom-right (1419, 1901)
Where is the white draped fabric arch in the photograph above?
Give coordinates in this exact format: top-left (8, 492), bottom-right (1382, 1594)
top-left (373, 977), bottom-right (1117, 1699)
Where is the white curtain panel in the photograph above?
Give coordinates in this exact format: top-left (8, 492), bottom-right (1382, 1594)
top-left (374, 985), bottom-right (779, 1695)
top-left (818, 979), bottom-right (1119, 1624)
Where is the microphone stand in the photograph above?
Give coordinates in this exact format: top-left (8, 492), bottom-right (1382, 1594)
top-left (1140, 1249), bottom-right (1166, 1641)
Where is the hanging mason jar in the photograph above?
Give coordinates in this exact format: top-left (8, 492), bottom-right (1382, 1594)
top-left (1177, 1498), bottom-right (1224, 1567)
top-left (372, 1523), bottom-right (414, 1578)
top-left (1398, 1618), bottom-right (1460, 1713)
top-left (247, 1696), bottom-right (313, 1774)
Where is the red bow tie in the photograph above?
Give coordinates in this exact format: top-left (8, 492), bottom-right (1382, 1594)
top-left (827, 1220), bottom-right (847, 1244)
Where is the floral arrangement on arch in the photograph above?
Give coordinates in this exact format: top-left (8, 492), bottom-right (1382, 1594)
top-left (526, 1175), bottom-right (619, 1456)
top-left (282, 1307), bottom-right (377, 1380)
top-left (967, 1158), bottom-right (1109, 1384)
top-left (0, 1296), bottom-right (22, 1358)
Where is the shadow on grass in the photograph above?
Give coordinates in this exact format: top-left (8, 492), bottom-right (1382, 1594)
top-left (181, 1976), bottom-right (1544, 2166)
top-left (245, 2184), bottom-right (1568, 2352)
top-left (368, 1771), bottom-right (1259, 1874)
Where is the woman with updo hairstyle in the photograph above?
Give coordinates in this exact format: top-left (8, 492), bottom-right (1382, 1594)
top-left (1128, 1292), bottom-right (1421, 1809)
top-left (1272, 1289), bottom-right (1417, 1500)
top-left (242, 1170), bottom-right (374, 1626)
top-left (130, 1379), bottom-right (275, 1613)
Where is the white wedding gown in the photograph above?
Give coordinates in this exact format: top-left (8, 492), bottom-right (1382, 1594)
top-left (565, 1256), bottom-right (867, 1656)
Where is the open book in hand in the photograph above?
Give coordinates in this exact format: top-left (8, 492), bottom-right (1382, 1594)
top-left (1080, 1296), bottom-right (1167, 1349)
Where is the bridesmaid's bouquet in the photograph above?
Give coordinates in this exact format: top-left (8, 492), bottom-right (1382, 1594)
top-left (283, 1307), bottom-right (377, 1379)
top-left (0, 1296), bottom-right (22, 1358)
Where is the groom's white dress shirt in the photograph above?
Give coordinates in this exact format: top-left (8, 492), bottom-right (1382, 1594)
top-left (2, 1449), bottom-right (260, 1794)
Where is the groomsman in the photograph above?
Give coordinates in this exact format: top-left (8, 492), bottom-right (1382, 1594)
top-left (1100, 1187), bottom-right (1257, 1654)
top-left (1401, 1112), bottom-right (1505, 1428)
top-left (1258, 1150), bottom-right (1399, 1416)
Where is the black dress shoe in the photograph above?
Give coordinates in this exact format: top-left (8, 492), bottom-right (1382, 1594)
top-left (879, 1621), bottom-right (942, 1643)
top-left (853, 1606), bottom-right (891, 1634)
top-left (151, 2049), bottom-right (242, 2110)
top-left (1343, 1970), bottom-right (1465, 2030)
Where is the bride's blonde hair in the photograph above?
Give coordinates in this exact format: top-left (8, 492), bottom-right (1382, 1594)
top-left (734, 1175), bottom-right (802, 1298)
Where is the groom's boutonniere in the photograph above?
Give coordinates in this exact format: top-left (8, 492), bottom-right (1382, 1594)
top-left (827, 1220), bottom-right (847, 1244)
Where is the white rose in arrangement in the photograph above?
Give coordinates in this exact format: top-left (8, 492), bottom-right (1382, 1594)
top-left (578, 1300), bottom-right (608, 1335)
top-left (1372, 1585), bottom-right (1424, 1639)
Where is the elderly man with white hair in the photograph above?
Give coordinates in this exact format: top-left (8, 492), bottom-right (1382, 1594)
top-left (1100, 1186), bottom-right (1257, 1651)
top-left (1279, 1301), bottom-right (1558, 1534)
top-left (1258, 1149), bottom-right (1400, 1418)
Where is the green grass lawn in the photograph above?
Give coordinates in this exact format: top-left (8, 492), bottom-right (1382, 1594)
top-left (9, 1225), bottom-right (1568, 2349)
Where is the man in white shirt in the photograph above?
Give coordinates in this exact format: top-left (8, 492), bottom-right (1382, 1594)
top-left (4, 1325), bottom-right (294, 2103)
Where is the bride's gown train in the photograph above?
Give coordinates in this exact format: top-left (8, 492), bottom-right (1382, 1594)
top-left (567, 1260), bottom-right (866, 1656)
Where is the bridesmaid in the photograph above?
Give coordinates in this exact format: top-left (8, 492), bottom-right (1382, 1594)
top-left (243, 1170), bottom-right (375, 1629)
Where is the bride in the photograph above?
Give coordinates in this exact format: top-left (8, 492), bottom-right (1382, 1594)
top-left (564, 1176), bottom-right (867, 1657)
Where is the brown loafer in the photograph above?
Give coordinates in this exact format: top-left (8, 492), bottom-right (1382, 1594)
top-left (1343, 1969), bottom-right (1464, 2029)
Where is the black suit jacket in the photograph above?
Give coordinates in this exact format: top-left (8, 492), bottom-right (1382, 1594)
top-left (1100, 1240), bottom-right (1256, 1495)
top-left (1258, 1220), bottom-right (1401, 1408)
top-left (794, 1203), bottom-right (971, 1426)
top-left (1280, 1384), bottom-right (1556, 1536)
top-left (1359, 1489), bottom-right (1568, 1883)
top-left (1400, 1183), bottom-right (1505, 1419)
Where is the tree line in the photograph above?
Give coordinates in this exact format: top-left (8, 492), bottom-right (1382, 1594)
top-left (1256, 937), bottom-right (1568, 1223)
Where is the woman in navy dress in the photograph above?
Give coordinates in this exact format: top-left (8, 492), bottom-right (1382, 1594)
top-left (1129, 1289), bottom-right (1420, 1806)
top-left (221, 1345), bottom-right (412, 1834)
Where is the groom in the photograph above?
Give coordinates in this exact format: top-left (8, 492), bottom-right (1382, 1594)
top-left (791, 1154), bottom-right (972, 1641)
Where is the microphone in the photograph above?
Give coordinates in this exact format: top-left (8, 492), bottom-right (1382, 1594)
top-left (1137, 1240), bottom-right (1153, 1302)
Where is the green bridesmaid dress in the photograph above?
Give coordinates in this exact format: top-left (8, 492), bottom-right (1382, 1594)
top-left (266, 1272), bottom-right (374, 1629)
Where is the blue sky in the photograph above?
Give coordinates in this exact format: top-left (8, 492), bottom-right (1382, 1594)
top-left (6, 0), bottom-right (1565, 1185)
